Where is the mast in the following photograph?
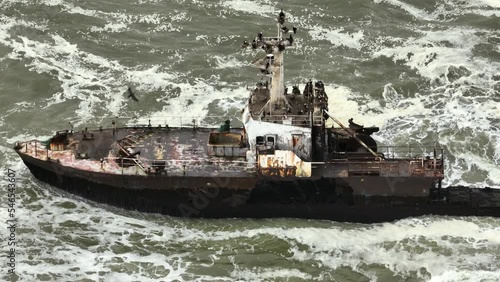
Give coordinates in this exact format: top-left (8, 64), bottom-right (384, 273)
top-left (269, 18), bottom-right (285, 106)
top-left (248, 9), bottom-right (295, 112)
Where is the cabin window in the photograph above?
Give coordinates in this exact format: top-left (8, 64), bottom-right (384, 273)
top-left (256, 136), bottom-right (265, 145)
top-left (266, 135), bottom-right (275, 146)
top-left (266, 54), bottom-right (274, 64)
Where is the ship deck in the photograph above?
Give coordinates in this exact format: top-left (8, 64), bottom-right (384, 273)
top-left (18, 127), bottom-right (253, 176)
top-left (16, 126), bottom-right (444, 179)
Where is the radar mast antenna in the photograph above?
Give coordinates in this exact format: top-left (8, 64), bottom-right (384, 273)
top-left (246, 2), bottom-right (297, 115)
top-left (267, 5), bottom-right (292, 110)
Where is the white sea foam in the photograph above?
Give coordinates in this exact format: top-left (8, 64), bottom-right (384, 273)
top-left (373, 0), bottom-right (435, 21)
top-left (3, 175), bottom-right (191, 281)
top-left (118, 216), bottom-right (497, 280)
top-left (220, 0), bottom-right (304, 24)
top-left (324, 84), bottom-right (430, 130)
top-left (432, 0), bottom-right (500, 18)
top-left (40, 0), bottom-right (66, 7)
top-left (2, 32), bottom-right (122, 122)
top-left (135, 84), bottom-right (248, 127)
top-left (0, 0), bottom-right (31, 9)
top-left (373, 28), bottom-right (486, 80)
top-left (375, 0), bottom-right (500, 20)
top-left (369, 25), bottom-right (500, 186)
top-left (469, 9), bottom-right (500, 17)
top-left (466, 0), bottom-right (500, 8)
top-left (221, 0), bottom-right (278, 16)
top-left (211, 218), bottom-right (500, 278)
top-left (0, 14), bottom-right (187, 125)
top-left (308, 26), bottom-right (364, 50)
top-left (212, 55), bottom-right (248, 69)
top-left (429, 270), bottom-right (500, 282)
top-left (35, 0), bottom-right (184, 33)
top-left (5, 134), bottom-right (53, 145)
top-left (90, 23), bottom-right (128, 33)
top-left (1, 12), bottom-right (234, 131)
top-left (125, 65), bottom-right (179, 90)
top-left (230, 268), bottom-right (313, 281)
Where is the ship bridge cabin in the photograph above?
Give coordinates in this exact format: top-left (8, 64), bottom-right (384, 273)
top-left (244, 77), bottom-right (329, 163)
top-left (248, 80), bottom-right (327, 128)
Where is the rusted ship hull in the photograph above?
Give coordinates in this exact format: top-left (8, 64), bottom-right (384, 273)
top-left (20, 154), bottom-right (500, 223)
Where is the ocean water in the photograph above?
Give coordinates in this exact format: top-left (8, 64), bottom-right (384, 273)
top-left (1, 0), bottom-right (500, 281)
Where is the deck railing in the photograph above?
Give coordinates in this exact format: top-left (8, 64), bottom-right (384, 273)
top-left (376, 145), bottom-right (444, 160)
top-left (18, 139), bottom-right (444, 178)
top-left (94, 115), bottom-right (244, 131)
top-left (61, 115), bottom-right (245, 134)
top-left (17, 140), bottom-right (257, 176)
top-left (256, 114), bottom-right (324, 127)
top-left (321, 146), bottom-right (444, 177)
top-left (103, 157), bottom-right (257, 176)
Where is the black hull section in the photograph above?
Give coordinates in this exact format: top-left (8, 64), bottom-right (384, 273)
top-left (22, 157), bottom-right (500, 223)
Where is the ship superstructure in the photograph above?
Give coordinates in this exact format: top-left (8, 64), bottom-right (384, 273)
top-left (14, 9), bottom-right (500, 222)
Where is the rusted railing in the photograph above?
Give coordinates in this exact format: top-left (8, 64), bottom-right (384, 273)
top-left (108, 115), bottom-right (242, 130)
top-left (62, 115), bottom-right (244, 133)
top-left (17, 140), bottom-right (257, 176)
top-left (103, 157), bottom-right (257, 176)
top-left (256, 114), bottom-right (324, 127)
top-left (377, 146), bottom-right (444, 160)
top-left (18, 138), bottom-right (444, 178)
